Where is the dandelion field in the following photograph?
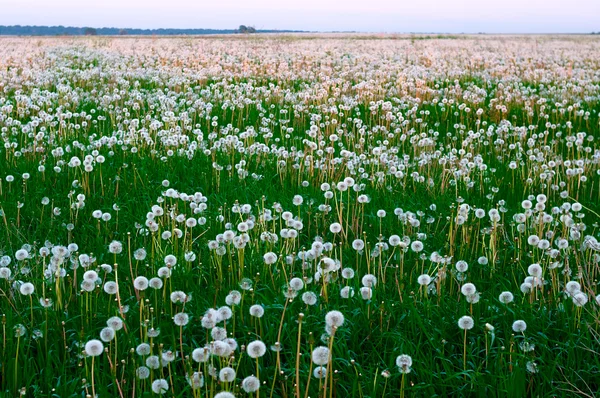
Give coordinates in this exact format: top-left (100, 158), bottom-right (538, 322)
top-left (0, 35), bottom-right (600, 397)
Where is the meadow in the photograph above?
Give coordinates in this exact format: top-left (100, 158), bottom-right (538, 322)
top-left (0, 34), bottom-right (599, 397)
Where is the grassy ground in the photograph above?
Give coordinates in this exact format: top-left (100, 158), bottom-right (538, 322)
top-left (0, 36), bottom-right (599, 397)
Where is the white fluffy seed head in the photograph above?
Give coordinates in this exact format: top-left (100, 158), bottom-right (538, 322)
top-left (151, 378), bottom-right (169, 395)
top-left (302, 291), bottom-right (318, 306)
top-left (461, 283), bottom-right (476, 296)
top-left (218, 367), bottom-right (236, 383)
top-left (100, 327), bottom-right (115, 342)
top-left (325, 310), bottom-right (345, 328)
top-left (19, 282), bottom-right (35, 296)
top-left (311, 346), bottom-right (330, 365)
top-left (250, 304), bottom-right (265, 318)
top-left (512, 320), bottom-right (527, 333)
top-left (173, 312), bottom-right (189, 326)
top-left (396, 354), bottom-right (413, 373)
top-left (455, 260), bottom-right (468, 273)
top-left (417, 274), bottom-right (431, 286)
top-left (246, 340), bottom-right (267, 358)
top-left (242, 375), bottom-right (260, 393)
top-left (84, 339), bottom-right (104, 356)
top-left (192, 347), bottom-right (210, 363)
top-left (214, 392), bottom-right (235, 398)
top-left (133, 276), bottom-right (149, 290)
top-left (498, 291), bottom-right (514, 304)
top-left (458, 315), bottom-right (474, 330)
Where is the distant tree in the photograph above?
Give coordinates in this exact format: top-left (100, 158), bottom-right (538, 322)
top-left (119, 29), bottom-right (128, 35)
top-left (0, 24), bottom-right (298, 36)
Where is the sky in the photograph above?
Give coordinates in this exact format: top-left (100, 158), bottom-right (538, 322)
top-left (1, 0), bottom-right (599, 33)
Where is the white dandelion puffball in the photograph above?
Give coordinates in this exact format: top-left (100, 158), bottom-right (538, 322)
top-left (360, 286), bottom-right (372, 300)
top-left (173, 312), bottom-right (189, 326)
top-left (100, 327), bottom-right (115, 342)
top-left (341, 268), bottom-right (355, 279)
top-left (108, 240), bottom-right (123, 254)
top-left (136, 366), bottom-right (150, 380)
top-left (103, 281), bottom-right (118, 295)
top-left (396, 354), bottom-right (413, 373)
top-left (361, 274), bottom-right (377, 288)
top-left (565, 281), bottom-right (581, 294)
top-left (311, 346), bottom-right (330, 365)
top-left (340, 286), bottom-right (355, 298)
top-left (292, 195), bottom-right (303, 205)
top-left (527, 264), bottom-right (543, 277)
top-left (512, 320), bottom-right (527, 333)
top-left (133, 276), bottom-right (149, 290)
top-left (498, 291), bottom-right (514, 304)
top-left (352, 239), bottom-right (365, 251)
top-left (325, 310), bottom-right (345, 328)
top-left (151, 378), bottom-right (169, 395)
top-left (289, 277), bottom-right (304, 291)
top-left (214, 392), bottom-right (235, 398)
top-left (411, 240), bottom-right (424, 252)
top-left (136, 343), bottom-right (151, 356)
top-left (249, 304), bottom-right (265, 318)
top-left (192, 347), bottom-right (210, 363)
top-left (396, 354), bottom-right (413, 368)
top-left (455, 260), bottom-right (469, 273)
top-left (107, 316), bottom-right (124, 331)
top-left (19, 282), bottom-right (35, 296)
top-left (263, 252), bottom-right (278, 265)
top-left (461, 283), bottom-right (476, 296)
top-left (572, 292), bottom-right (588, 307)
top-left (417, 274), bottom-right (431, 286)
top-left (84, 339), bottom-right (104, 356)
top-left (313, 366), bottom-right (327, 379)
top-left (329, 222), bottom-right (342, 234)
top-left (302, 291), bottom-right (318, 306)
top-left (242, 375), bottom-right (260, 393)
top-left (218, 367), bottom-right (236, 383)
top-left (458, 315), bottom-right (474, 330)
top-left (246, 340), bottom-right (267, 358)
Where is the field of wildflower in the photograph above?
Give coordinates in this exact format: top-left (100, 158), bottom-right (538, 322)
top-left (0, 34), bottom-right (599, 397)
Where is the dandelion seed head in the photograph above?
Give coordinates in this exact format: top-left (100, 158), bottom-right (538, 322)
top-left (458, 315), bottom-right (474, 330)
top-left (84, 339), bottom-right (104, 356)
top-left (499, 291), bottom-right (514, 304)
top-left (151, 379), bottom-right (168, 395)
top-left (311, 346), bottom-right (330, 365)
top-left (242, 375), bottom-right (260, 392)
top-left (246, 340), bottom-right (267, 358)
top-left (512, 320), bottom-right (527, 333)
top-left (100, 327), bottom-right (115, 342)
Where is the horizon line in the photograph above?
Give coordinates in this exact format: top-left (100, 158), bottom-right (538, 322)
top-left (1, 24), bottom-right (599, 36)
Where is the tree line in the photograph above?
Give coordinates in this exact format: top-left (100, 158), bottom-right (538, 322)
top-left (0, 25), bottom-right (303, 36)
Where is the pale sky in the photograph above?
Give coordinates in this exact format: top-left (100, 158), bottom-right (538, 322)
top-left (1, 0), bottom-right (599, 33)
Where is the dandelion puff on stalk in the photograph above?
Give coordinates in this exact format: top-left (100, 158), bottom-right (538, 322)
top-left (396, 354), bottom-right (412, 398)
top-left (242, 375), bottom-right (260, 393)
top-left (247, 339), bottom-right (266, 396)
top-left (458, 315), bottom-right (474, 375)
top-left (84, 339), bottom-right (104, 398)
top-left (19, 282), bottom-right (35, 325)
top-left (311, 345), bottom-right (330, 395)
top-left (323, 310), bottom-right (345, 397)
